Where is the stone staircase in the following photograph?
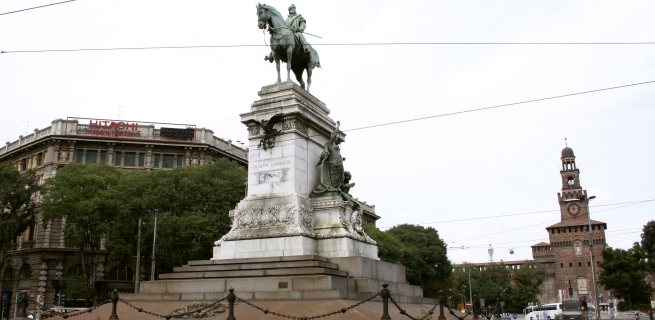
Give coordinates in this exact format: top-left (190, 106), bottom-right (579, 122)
top-left (122, 255), bottom-right (435, 304)
top-left (161, 255), bottom-right (347, 280)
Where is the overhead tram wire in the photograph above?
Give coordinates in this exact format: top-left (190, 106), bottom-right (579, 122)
top-left (3, 41), bottom-right (655, 53)
top-left (447, 198), bottom-right (653, 246)
top-left (377, 198), bottom-right (655, 230)
top-left (225, 79), bottom-right (655, 147)
top-left (0, 0), bottom-right (77, 16)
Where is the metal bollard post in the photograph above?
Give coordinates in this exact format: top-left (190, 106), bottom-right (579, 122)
top-left (109, 288), bottom-right (119, 320)
top-left (226, 287), bottom-right (236, 320)
top-left (438, 290), bottom-right (446, 320)
top-left (380, 284), bottom-right (391, 320)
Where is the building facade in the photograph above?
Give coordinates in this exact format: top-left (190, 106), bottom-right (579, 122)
top-left (0, 117), bottom-right (248, 316)
top-left (531, 145), bottom-right (608, 303)
top-left (0, 117), bottom-right (382, 316)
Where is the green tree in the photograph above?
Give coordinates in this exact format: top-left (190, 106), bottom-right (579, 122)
top-left (386, 224), bottom-right (452, 297)
top-left (137, 159), bottom-right (247, 269)
top-left (640, 220), bottom-right (655, 272)
top-left (41, 163), bottom-right (125, 305)
top-left (0, 162), bottom-right (40, 273)
top-left (599, 245), bottom-right (652, 310)
top-left (504, 262), bottom-right (546, 313)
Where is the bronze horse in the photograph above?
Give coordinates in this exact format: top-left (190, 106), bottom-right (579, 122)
top-left (256, 4), bottom-right (320, 91)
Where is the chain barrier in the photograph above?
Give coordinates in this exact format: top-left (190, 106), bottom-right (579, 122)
top-left (445, 304), bottom-right (471, 320)
top-left (236, 292), bottom-right (380, 319)
top-left (388, 295), bottom-right (439, 320)
top-left (27, 295), bottom-right (111, 319)
top-left (119, 297), bottom-right (228, 319)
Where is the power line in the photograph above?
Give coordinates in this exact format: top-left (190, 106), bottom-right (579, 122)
top-left (378, 198), bottom-right (655, 230)
top-left (447, 199), bottom-right (653, 245)
top-left (0, 0), bottom-right (77, 16)
top-left (3, 41), bottom-right (655, 54)
top-left (225, 79), bottom-right (655, 149)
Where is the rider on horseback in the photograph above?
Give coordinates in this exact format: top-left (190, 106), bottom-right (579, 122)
top-left (265, 4), bottom-right (314, 62)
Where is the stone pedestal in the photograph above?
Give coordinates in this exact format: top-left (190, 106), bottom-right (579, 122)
top-left (213, 82), bottom-right (377, 260)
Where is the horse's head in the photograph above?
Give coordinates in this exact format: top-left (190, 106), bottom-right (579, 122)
top-left (256, 3), bottom-right (269, 30)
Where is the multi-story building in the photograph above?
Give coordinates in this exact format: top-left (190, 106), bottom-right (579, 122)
top-left (0, 117), bottom-right (382, 316)
top-left (532, 145), bottom-right (608, 303)
top-left (452, 146), bottom-right (608, 305)
top-left (0, 117), bottom-right (248, 316)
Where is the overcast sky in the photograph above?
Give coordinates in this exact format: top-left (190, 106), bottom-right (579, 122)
top-left (2, 1), bottom-right (654, 264)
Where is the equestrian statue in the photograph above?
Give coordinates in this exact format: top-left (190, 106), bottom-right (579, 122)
top-left (257, 3), bottom-right (321, 91)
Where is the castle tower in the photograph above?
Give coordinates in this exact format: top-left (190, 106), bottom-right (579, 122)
top-left (533, 144), bottom-right (608, 303)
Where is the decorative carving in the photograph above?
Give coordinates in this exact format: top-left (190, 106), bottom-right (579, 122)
top-left (253, 113), bottom-right (285, 150)
top-left (282, 117), bottom-right (308, 135)
top-left (283, 203), bottom-right (297, 225)
top-left (58, 150), bottom-right (68, 161)
top-left (300, 205), bottom-right (314, 228)
top-left (339, 207), bottom-right (349, 230)
top-left (248, 124), bottom-right (260, 136)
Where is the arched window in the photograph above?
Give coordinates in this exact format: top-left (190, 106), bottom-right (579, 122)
top-left (66, 264), bottom-right (85, 278)
top-left (19, 264), bottom-right (31, 279)
top-left (106, 266), bottom-right (134, 281)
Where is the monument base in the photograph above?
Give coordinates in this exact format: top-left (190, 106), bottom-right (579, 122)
top-left (213, 236), bottom-right (378, 260)
top-left (124, 255), bottom-right (433, 304)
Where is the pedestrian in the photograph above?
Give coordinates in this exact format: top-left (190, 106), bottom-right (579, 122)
top-left (647, 309), bottom-right (653, 320)
top-left (635, 311), bottom-right (640, 320)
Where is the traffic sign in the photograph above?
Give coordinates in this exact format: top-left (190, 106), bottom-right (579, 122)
top-left (488, 305), bottom-right (493, 309)
top-left (588, 312), bottom-right (594, 318)
top-left (513, 313), bottom-right (518, 319)
top-left (587, 298), bottom-right (592, 303)
top-left (1, 294), bottom-right (6, 301)
top-left (466, 301), bottom-right (473, 308)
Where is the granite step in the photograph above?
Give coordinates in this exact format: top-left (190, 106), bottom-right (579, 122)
top-left (173, 260), bottom-right (339, 273)
top-left (159, 266), bottom-right (348, 280)
top-left (185, 254), bottom-right (330, 266)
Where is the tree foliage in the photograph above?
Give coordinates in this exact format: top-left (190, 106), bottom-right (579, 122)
top-left (365, 223), bottom-right (452, 297)
top-left (450, 261), bottom-right (546, 314)
top-left (640, 220), bottom-right (655, 272)
top-left (599, 245), bottom-right (652, 310)
top-left (41, 159), bottom-right (247, 303)
top-left (0, 161), bottom-right (40, 273)
top-left (41, 163), bottom-right (124, 305)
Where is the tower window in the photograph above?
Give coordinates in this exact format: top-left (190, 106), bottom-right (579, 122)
top-left (569, 262), bottom-right (572, 267)
top-left (578, 262), bottom-right (581, 267)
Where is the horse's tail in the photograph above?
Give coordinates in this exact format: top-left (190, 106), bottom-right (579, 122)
top-left (309, 47), bottom-right (321, 69)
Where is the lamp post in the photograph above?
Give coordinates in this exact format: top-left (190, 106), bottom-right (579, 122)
top-left (135, 217), bottom-right (143, 292)
top-left (584, 195), bottom-right (600, 320)
top-left (150, 208), bottom-right (159, 281)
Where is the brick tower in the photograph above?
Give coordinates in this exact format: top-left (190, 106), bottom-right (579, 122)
top-left (533, 144), bottom-right (608, 304)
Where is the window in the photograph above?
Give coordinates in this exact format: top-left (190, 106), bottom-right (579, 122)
top-left (153, 154), bottom-right (160, 168)
top-left (124, 152), bottom-right (136, 166)
top-left (588, 261), bottom-right (591, 266)
top-left (86, 150), bottom-right (98, 163)
top-left (176, 155), bottom-right (183, 167)
top-left (106, 266), bottom-right (134, 281)
top-left (569, 262), bottom-right (572, 267)
top-left (162, 154), bottom-right (174, 168)
top-left (138, 153), bottom-right (145, 167)
top-left (19, 264), bottom-right (31, 279)
top-left (100, 151), bottom-right (107, 163)
top-left (36, 152), bottom-right (43, 166)
top-left (114, 151), bottom-right (122, 166)
top-left (76, 149), bottom-right (84, 163)
top-left (578, 262), bottom-right (581, 267)
top-left (20, 159), bottom-right (27, 171)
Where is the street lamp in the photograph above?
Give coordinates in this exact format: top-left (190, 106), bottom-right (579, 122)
top-left (584, 195), bottom-right (601, 320)
top-left (150, 208), bottom-right (159, 281)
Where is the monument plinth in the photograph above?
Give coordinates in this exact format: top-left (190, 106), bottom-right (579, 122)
top-left (213, 82), bottom-right (377, 260)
